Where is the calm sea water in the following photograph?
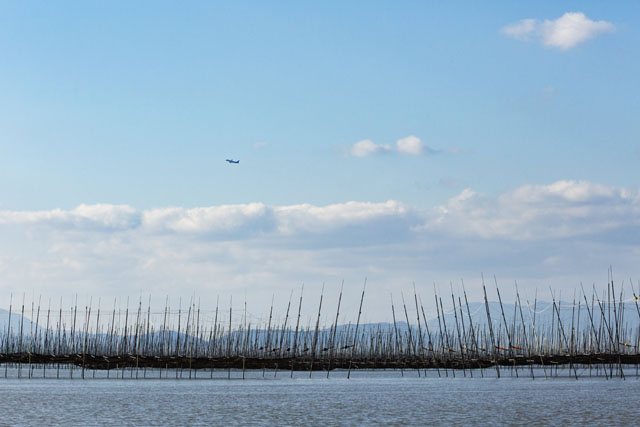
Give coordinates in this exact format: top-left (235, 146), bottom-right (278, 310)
top-left (1, 367), bottom-right (639, 426)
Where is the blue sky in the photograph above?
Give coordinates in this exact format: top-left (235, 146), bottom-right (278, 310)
top-left (0, 2), bottom-right (639, 320)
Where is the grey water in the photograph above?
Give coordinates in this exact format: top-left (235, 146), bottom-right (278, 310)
top-left (1, 368), bottom-right (639, 426)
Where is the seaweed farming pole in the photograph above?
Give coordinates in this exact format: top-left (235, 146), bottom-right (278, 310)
top-left (18, 295), bottom-right (24, 379)
top-left (462, 281), bottom-right (478, 355)
top-left (595, 286), bottom-right (615, 378)
top-left (451, 289), bottom-right (467, 377)
top-left (134, 298), bottom-right (142, 379)
top-left (550, 288), bottom-right (579, 380)
top-left (265, 296), bottom-right (274, 360)
top-left (610, 279), bottom-right (624, 379)
top-left (390, 295), bottom-right (403, 377)
top-left (419, 296), bottom-right (439, 377)
top-left (193, 299), bottom-right (201, 378)
top-left (581, 283), bottom-right (602, 355)
top-left (633, 281), bottom-right (640, 372)
top-left (570, 292), bottom-right (577, 372)
top-left (56, 299), bottom-right (62, 379)
top-left (413, 284), bottom-right (425, 373)
top-left (401, 293), bottom-right (416, 362)
top-left (438, 293), bottom-right (454, 377)
top-left (122, 298), bottom-right (129, 360)
top-left (4, 294), bottom-right (11, 378)
top-left (401, 292), bottom-right (419, 377)
top-left (209, 297), bottom-right (218, 378)
top-left (515, 282), bottom-right (534, 379)
top-left (227, 296), bottom-right (232, 380)
top-left (347, 279), bottom-right (366, 379)
top-left (495, 278), bottom-right (516, 377)
top-left (327, 282), bottom-right (343, 378)
top-left (514, 283), bottom-right (528, 354)
top-left (482, 277), bottom-right (500, 378)
top-left (434, 286), bottom-right (448, 377)
top-left (144, 297), bottom-right (151, 376)
top-left (70, 297), bottom-right (78, 378)
top-left (82, 301), bottom-right (91, 379)
top-left (94, 299), bottom-right (101, 357)
top-left (291, 285), bottom-right (303, 378)
top-left (182, 298), bottom-right (192, 364)
top-left (242, 299), bottom-right (247, 380)
top-left (261, 295), bottom-right (274, 377)
top-left (30, 295), bottom-right (41, 379)
top-left (595, 291), bottom-right (617, 357)
top-left (278, 290), bottom-right (293, 361)
top-left (28, 296), bottom-right (33, 378)
top-left (617, 283), bottom-right (625, 356)
top-left (607, 273), bottom-right (616, 377)
top-left (108, 299), bottom-right (116, 370)
top-left (309, 284), bottom-right (324, 377)
top-left (458, 295), bottom-right (472, 377)
top-left (211, 296), bottom-right (219, 359)
top-left (161, 297), bottom-right (168, 361)
top-left (44, 298), bottom-right (51, 378)
top-left (525, 295), bottom-right (547, 379)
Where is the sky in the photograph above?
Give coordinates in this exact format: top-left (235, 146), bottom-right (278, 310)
top-left (1, 1), bottom-right (639, 323)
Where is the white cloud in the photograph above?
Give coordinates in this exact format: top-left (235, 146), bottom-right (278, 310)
top-left (349, 136), bottom-right (440, 157)
top-left (142, 203), bottom-right (272, 235)
top-left (0, 200), bottom-right (416, 239)
top-left (424, 180), bottom-right (640, 240)
top-left (396, 135), bottom-right (425, 155)
top-left (502, 18), bottom-right (537, 41)
top-left (349, 139), bottom-right (391, 157)
top-left (541, 12), bottom-right (615, 49)
top-left (0, 203), bottom-right (140, 230)
top-left (502, 12), bottom-right (615, 50)
top-left (274, 200), bottom-right (410, 234)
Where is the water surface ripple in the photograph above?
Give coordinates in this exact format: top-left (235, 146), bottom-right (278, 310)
top-left (1, 370), bottom-right (638, 426)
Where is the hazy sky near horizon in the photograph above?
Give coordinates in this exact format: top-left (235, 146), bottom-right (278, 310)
top-left (1, 2), bottom-right (639, 319)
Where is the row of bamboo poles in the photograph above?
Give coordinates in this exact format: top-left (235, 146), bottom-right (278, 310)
top-left (1, 273), bottom-right (639, 379)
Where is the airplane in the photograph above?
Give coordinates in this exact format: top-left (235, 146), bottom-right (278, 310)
top-left (225, 159), bottom-right (240, 164)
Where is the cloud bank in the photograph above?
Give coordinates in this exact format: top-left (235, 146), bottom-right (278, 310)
top-left (502, 12), bottom-right (615, 50)
top-left (3, 180), bottom-right (635, 242)
top-left (1, 180), bottom-right (638, 318)
top-left (0, 200), bottom-right (415, 239)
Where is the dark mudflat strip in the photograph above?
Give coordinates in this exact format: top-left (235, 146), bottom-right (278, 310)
top-left (1, 352), bottom-right (638, 371)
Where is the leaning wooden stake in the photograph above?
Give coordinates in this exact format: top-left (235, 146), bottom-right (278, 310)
top-left (481, 277), bottom-right (500, 378)
top-left (309, 284), bottom-right (324, 377)
top-left (347, 279), bottom-right (366, 379)
top-left (327, 282), bottom-right (343, 378)
top-left (390, 295), bottom-right (404, 377)
top-left (290, 285), bottom-right (304, 378)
